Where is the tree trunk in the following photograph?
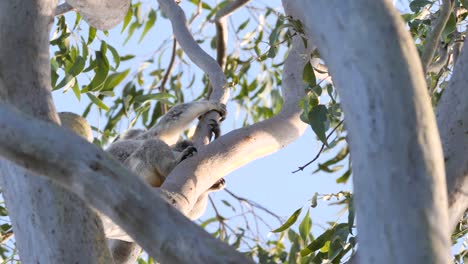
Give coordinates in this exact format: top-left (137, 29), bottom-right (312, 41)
top-left (0, 0), bottom-right (112, 262)
top-left (283, 0), bottom-right (451, 263)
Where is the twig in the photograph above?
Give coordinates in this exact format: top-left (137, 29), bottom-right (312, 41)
top-left (421, 0), bottom-right (454, 73)
top-left (188, 0), bottom-right (203, 25)
top-left (55, 2), bottom-right (75, 16)
top-left (159, 39), bottom-right (178, 114)
top-left (292, 120), bottom-right (344, 173)
top-left (427, 43), bottom-right (451, 74)
top-left (213, 0), bottom-right (251, 68)
top-left (223, 188), bottom-right (283, 223)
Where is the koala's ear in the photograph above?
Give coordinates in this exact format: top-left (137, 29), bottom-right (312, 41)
top-left (59, 112), bottom-right (93, 143)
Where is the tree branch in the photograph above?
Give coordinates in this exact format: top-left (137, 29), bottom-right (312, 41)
top-left (161, 35), bottom-right (309, 215)
top-left (0, 104), bottom-right (252, 264)
top-left (157, 0), bottom-right (227, 100)
top-left (437, 37), bottom-right (468, 230)
top-left (283, 0), bottom-right (451, 263)
top-left (421, 0), bottom-right (454, 73)
top-left (157, 0), bottom-right (229, 147)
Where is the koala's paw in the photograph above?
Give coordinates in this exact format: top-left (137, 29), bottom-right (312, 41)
top-left (207, 118), bottom-right (222, 139)
top-left (208, 178), bottom-right (226, 192)
top-left (212, 102), bottom-right (227, 121)
top-left (180, 146), bottom-right (198, 162)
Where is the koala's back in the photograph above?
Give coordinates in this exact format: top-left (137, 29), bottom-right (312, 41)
top-left (106, 140), bottom-right (142, 163)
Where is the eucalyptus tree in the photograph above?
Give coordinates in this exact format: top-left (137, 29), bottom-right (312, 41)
top-left (0, 0), bottom-right (467, 264)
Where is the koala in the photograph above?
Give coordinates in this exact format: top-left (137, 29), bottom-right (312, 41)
top-left (61, 101), bottom-right (227, 264)
top-left (106, 101), bottom-right (226, 192)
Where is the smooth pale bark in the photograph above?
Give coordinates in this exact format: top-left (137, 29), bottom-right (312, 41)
top-left (0, 104), bottom-right (253, 264)
top-left (64, 0), bottom-right (130, 30)
top-left (283, 0), bottom-right (450, 263)
top-left (0, 1), bottom-right (112, 263)
top-left (161, 36), bottom-right (309, 215)
top-left (437, 38), bottom-right (468, 229)
top-left (157, 0), bottom-right (230, 146)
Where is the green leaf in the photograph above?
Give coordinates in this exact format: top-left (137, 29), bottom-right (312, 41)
top-left (336, 169), bottom-right (351, 184)
top-left (124, 21), bottom-right (140, 45)
top-left (87, 93), bottom-right (109, 111)
top-left (121, 6), bottom-right (133, 33)
top-left (271, 207), bottom-right (302, 233)
top-left (442, 13), bottom-right (456, 40)
top-left (300, 229), bottom-right (333, 256)
top-left (134, 93), bottom-right (174, 103)
top-left (120, 54), bottom-right (136, 61)
top-left (303, 63), bottom-right (316, 87)
top-left (237, 19), bottom-right (250, 32)
top-left (103, 69), bottom-right (130, 90)
top-left (71, 81), bottom-right (81, 101)
top-left (55, 75), bottom-right (75, 90)
top-left (87, 51), bottom-right (110, 91)
top-left (0, 206), bottom-right (8, 216)
top-left (88, 27), bottom-right (97, 44)
top-left (107, 44), bottom-right (121, 69)
top-left (139, 9), bottom-right (157, 43)
top-left (299, 210), bottom-right (312, 243)
top-left (68, 56), bottom-right (86, 77)
top-left (308, 105), bottom-right (329, 146)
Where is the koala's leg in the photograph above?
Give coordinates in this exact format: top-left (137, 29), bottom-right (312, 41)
top-left (124, 139), bottom-right (177, 187)
top-left (144, 101), bottom-right (227, 145)
top-left (187, 178), bottom-right (226, 220)
top-left (109, 239), bottom-right (141, 264)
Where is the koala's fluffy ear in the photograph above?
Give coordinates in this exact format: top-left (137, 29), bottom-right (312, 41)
top-left (59, 112), bottom-right (93, 143)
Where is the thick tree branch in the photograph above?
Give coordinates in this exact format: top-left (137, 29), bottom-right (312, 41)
top-left (421, 0), bottom-right (454, 73)
top-left (437, 37), bottom-right (468, 230)
top-left (0, 104), bottom-right (252, 264)
top-left (65, 0), bottom-right (130, 30)
top-left (161, 35), bottom-right (309, 215)
top-left (283, 0), bottom-right (451, 263)
top-left (157, 0), bottom-right (229, 147)
top-left (157, 0), bottom-right (227, 101)
top-left (0, 1), bottom-right (112, 262)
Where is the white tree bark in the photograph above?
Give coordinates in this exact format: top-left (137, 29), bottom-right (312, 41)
top-left (0, 0), bottom-right (112, 263)
top-left (436, 38), bottom-right (468, 229)
top-left (283, 0), bottom-right (451, 263)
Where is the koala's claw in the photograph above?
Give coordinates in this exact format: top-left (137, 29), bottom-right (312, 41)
top-left (214, 103), bottom-right (227, 121)
top-left (180, 146), bottom-right (198, 162)
top-left (209, 178), bottom-right (226, 191)
top-left (207, 118), bottom-right (222, 139)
